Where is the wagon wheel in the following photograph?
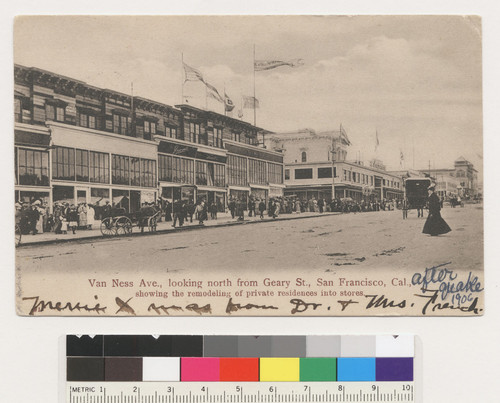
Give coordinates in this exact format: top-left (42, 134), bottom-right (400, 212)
top-left (148, 215), bottom-right (158, 232)
top-left (15, 224), bottom-right (22, 246)
top-left (115, 216), bottom-right (133, 235)
top-left (100, 217), bottom-right (116, 236)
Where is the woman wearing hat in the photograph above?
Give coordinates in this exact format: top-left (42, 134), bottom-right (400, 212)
top-left (422, 184), bottom-right (451, 236)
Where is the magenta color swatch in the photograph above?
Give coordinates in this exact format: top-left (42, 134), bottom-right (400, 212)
top-left (181, 357), bottom-right (220, 381)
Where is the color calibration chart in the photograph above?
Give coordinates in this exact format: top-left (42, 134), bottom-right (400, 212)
top-left (64, 335), bottom-right (416, 403)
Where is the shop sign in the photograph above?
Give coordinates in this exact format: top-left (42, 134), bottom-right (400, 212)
top-left (225, 143), bottom-right (283, 163)
top-left (159, 140), bottom-right (197, 158)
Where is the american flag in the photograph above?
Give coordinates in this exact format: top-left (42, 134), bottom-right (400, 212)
top-left (183, 62), bottom-right (204, 83)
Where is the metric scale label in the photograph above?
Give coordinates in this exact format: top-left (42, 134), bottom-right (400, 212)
top-left (67, 381), bottom-right (415, 403)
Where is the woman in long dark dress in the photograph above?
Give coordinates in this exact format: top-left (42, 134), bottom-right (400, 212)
top-left (422, 185), bottom-right (451, 236)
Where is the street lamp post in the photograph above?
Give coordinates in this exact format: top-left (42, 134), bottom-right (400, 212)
top-left (331, 148), bottom-right (335, 202)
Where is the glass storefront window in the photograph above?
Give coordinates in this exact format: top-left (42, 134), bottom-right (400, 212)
top-left (112, 155), bottom-right (130, 185)
top-left (181, 186), bottom-right (195, 201)
top-left (17, 148), bottom-right (49, 186)
top-left (131, 157), bottom-right (141, 186)
top-left (90, 188), bottom-right (110, 205)
top-left (53, 185), bottom-right (74, 205)
top-left (215, 192), bottom-right (226, 212)
top-left (268, 163), bottom-right (284, 184)
top-left (250, 188), bottom-right (268, 205)
top-left (141, 159), bottom-right (156, 188)
top-left (89, 151), bottom-right (109, 184)
top-left (53, 146), bottom-right (75, 181)
top-left (197, 189), bottom-right (208, 203)
top-left (112, 189), bottom-right (130, 212)
top-left (159, 154), bottom-right (194, 184)
top-left (18, 191), bottom-right (49, 205)
top-left (229, 189), bottom-right (249, 207)
top-left (76, 149), bottom-right (89, 182)
top-left (228, 155), bottom-right (247, 186)
top-left (196, 161), bottom-right (208, 185)
top-left (249, 159), bottom-right (267, 185)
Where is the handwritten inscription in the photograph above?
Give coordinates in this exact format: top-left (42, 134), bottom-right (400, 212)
top-left (412, 263), bottom-right (484, 306)
top-left (226, 298), bottom-right (278, 314)
top-left (23, 295), bottom-right (106, 316)
top-left (22, 263), bottom-right (483, 316)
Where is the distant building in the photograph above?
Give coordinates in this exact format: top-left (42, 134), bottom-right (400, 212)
top-left (417, 156), bottom-right (478, 199)
top-left (264, 128), bottom-right (403, 202)
top-left (389, 156), bottom-right (479, 200)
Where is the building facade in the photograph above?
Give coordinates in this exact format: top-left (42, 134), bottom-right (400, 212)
top-left (264, 129), bottom-right (403, 202)
top-left (14, 65), bottom-right (284, 212)
top-left (414, 156), bottom-right (479, 200)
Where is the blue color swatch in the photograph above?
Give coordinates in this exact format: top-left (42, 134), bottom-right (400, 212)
top-left (337, 358), bottom-right (376, 381)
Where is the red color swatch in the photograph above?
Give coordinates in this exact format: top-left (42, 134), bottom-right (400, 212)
top-left (219, 358), bottom-right (259, 381)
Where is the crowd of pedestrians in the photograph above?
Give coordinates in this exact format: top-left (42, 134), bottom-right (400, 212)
top-left (15, 194), bottom-right (409, 238)
top-left (15, 200), bottom-right (96, 235)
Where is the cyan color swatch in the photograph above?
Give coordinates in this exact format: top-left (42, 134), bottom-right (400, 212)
top-left (337, 358), bottom-right (376, 381)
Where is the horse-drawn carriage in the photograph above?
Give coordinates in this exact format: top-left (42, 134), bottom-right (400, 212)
top-left (100, 206), bottom-right (161, 237)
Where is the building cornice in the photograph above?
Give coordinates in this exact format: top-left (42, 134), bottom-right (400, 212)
top-left (154, 135), bottom-right (228, 157)
top-left (14, 122), bottom-right (50, 135)
top-left (224, 139), bottom-right (284, 157)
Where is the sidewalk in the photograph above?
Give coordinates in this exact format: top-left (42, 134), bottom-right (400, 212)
top-left (17, 211), bottom-right (340, 247)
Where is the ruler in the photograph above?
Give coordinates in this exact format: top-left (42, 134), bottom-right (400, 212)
top-left (67, 381), bottom-right (415, 402)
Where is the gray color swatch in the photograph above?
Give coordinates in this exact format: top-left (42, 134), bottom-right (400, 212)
top-left (306, 336), bottom-right (341, 357)
top-left (340, 335), bottom-right (376, 357)
top-left (237, 336), bottom-right (272, 357)
top-left (271, 336), bottom-right (307, 357)
top-left (203, 336), bottom-right (238, 357)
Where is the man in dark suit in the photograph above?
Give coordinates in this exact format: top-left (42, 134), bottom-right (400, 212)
top-left (172, 199), bottom-right (184, 228)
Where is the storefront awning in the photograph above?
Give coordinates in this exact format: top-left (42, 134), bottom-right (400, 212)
top-left (228, 185), bottom-right (251, 191)
top-left (249, 184), bottom-right (269, 190)
top-left (196, 185), bottom-right (226, 192)
top-left (159, 182), bottom-right (195, 187)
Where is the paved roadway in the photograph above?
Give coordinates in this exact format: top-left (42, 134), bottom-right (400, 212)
top-left (17, 204), bottom-right (483, 276)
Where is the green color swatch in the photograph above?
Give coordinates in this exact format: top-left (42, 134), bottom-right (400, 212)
top-left (300, 358), bottom-right (337, 381)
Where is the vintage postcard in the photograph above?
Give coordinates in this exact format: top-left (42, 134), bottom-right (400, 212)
top-left (14, 15), bottom-right (483, 316)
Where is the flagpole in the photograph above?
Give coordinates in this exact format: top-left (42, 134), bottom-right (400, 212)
top-left (224, 83), bottom-right (227, 116)
top-left (181, 53), bottom-right (184, 104)
top-left (253, 44), bottom-right (256, 127)
top-left (130, 82), bottom-right (134, 136)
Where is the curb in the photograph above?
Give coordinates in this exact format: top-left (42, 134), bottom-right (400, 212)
top-left (17, 212), bottom-right (341, 248)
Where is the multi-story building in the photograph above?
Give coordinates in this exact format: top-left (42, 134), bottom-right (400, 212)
top-left (264, 129), bottom-right (403, 202)
top-left (14, 65), bottom-right (284, 212)
top-left (414, 156), bottom-right (479, 200)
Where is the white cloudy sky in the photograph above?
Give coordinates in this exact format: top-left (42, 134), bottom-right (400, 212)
top-left (14, 15), bottom-right (482, 172)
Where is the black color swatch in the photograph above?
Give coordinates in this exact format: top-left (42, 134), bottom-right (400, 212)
top-left (67, 357), bottom-right (104, 381)
top-left (171, 335), bottom-right (203, 356)
top-left (66, 335), bottom-right (103, 357)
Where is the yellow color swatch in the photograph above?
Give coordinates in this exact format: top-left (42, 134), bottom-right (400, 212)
top-left (260, 358), bottom-right (300, 381)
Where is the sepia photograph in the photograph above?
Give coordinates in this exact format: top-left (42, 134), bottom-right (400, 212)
top-left (14, 15), bottom-right (483, 316)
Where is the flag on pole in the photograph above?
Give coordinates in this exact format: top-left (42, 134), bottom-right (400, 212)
top-left (400, 150), bottom-right (405, 167)
top-left (224, 92), bottom-right (235, 112)
top-left (243, 95), bottom-right (259, 109)
top-left (375, 131), bottom-right (380, 151)
top-left (254, 59), bottom-right (304, 71)
top-left (205, 82), bottom-right (223, 103)
top-left (183, 62), bottom-right (205, 83)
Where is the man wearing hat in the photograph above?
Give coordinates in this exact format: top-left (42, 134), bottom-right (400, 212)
top-left (422, 184), bottom-right (451, 236)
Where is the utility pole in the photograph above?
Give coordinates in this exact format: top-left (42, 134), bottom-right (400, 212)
top-left (331, 136), bottom-right (336, 202)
